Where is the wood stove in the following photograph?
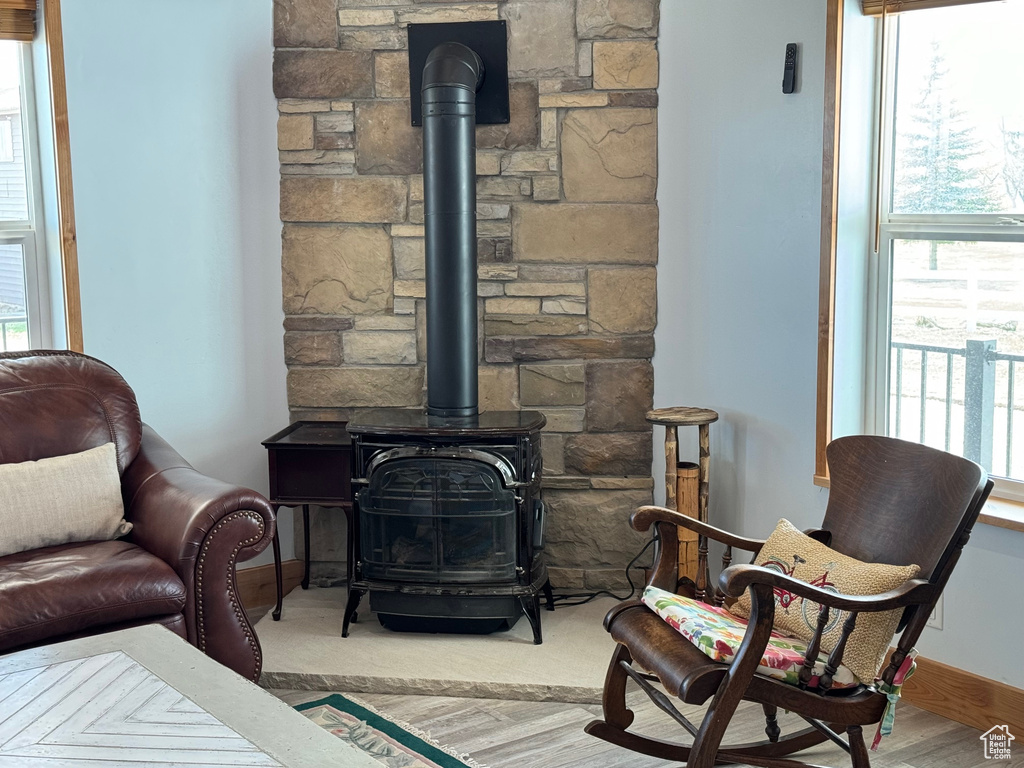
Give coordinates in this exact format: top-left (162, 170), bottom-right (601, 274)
top-left (345, 410), bottom-right (551, 644)
top-left (342, 23), bottom-right (552, 643)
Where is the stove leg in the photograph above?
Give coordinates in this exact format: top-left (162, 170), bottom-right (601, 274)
top-left (519, 595), bottom-right (543, 645)
top-left (542, 578), bottom-right (555, 611)
top-left (342, 587), bottom-right (364, 638)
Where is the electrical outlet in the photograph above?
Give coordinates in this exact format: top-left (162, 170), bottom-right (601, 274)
top-left (927, 593), bottom-right (943, 631)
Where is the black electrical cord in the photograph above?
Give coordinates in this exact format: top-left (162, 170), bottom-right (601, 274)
top-left (549, 529), bottom-right (660, 608)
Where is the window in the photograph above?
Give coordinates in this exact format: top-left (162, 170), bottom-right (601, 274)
top-left (870, 2), bottom-right (1024, 500)
top-left (0, 0), bottom-right (83, 354)
top-left (0, 39), bottom-right (49, 352)
top-left (818, 0), bottom-right (1024, 518)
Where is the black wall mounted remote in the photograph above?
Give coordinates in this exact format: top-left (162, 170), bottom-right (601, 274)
top-left (783, 43), bottom-right (798, 94)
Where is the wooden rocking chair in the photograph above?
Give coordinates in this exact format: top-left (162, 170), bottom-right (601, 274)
top-left (585, 435), bottom-right (993, 768)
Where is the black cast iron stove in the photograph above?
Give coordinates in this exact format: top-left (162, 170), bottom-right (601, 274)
top-left (343, 21), bottom-right (552, 644)
top-left (345, 410), bottom-right (550, 643)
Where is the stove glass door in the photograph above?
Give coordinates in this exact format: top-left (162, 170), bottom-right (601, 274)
top-left (359, 457), bottom-right (517, 583)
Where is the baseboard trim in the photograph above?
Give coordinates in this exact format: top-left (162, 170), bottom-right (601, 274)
top-left (238, 559), bottom-right (304, 612)
top-left (901, 652), bottom-right (1024, 734)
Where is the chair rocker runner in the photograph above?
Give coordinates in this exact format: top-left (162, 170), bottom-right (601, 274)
top-left (585, 435), bottom-right (993, 768)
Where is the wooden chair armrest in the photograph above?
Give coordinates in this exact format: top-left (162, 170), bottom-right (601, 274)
top-left (631, 506), bottom-right (766, 552)
top-left (720, 565), bottom-right (937, 612)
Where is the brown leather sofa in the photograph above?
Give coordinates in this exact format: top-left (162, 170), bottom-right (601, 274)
top-left (0, 350), bottom-right (275, 681)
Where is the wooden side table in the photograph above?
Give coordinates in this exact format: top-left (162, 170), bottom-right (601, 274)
top-left (646, 407), bottom-right (719, 598)
top-left (262, 422), bottom-right (355, 621)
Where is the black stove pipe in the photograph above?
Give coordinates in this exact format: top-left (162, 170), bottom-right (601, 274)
top-left (422, 42), bottom-right (484, 418)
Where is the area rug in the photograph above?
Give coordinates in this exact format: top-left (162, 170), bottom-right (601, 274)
top-left (295, 693), bottom-right (489, 768)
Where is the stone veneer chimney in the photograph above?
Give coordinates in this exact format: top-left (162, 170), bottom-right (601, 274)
top-left (274, 0), bottom-right (660, 591)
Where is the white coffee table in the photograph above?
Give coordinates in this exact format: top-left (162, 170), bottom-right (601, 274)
top-left (0, 624), bottom-right (379, 767)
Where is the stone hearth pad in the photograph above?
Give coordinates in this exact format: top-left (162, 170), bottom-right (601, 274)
top-left (255, 587), bottom-right (619, 703)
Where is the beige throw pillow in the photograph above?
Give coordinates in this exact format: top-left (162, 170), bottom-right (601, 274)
top-left (0, 443), bottom-right (132, 558)
top-left (729, 519), bottom-right (919, 683)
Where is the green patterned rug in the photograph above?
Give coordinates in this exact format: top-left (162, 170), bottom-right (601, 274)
top-left (295, 693), bottom-right (488, 768)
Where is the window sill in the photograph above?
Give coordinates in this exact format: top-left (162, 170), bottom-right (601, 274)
top-left (978, 497), bottom-right (1024, 535)
top-left (811, 474), bottom-right (1024, 534)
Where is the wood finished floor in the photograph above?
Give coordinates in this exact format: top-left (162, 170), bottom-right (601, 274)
top-left (273, 684), bottom-right (1022, 768)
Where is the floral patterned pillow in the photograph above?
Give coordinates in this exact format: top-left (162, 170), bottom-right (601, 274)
top-left (728, 519), bottom-right (919, 683)
top-left (641, 586), bottom-right (859, 689)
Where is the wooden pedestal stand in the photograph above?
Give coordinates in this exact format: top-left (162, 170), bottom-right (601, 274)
top-left (646, 407), bottom-right (719, 596)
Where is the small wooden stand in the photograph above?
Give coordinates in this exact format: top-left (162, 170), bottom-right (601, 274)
top-left (646, 407), bottom-right (719, 593)
top-left (262, 422), bottom-right (355, 622)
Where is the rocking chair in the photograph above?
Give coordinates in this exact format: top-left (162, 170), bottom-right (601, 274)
top-left (585, 435), bottom-right (993, 768)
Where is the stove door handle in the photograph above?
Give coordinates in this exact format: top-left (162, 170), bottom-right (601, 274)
top-left (363, 445), bottom-right (521, 488)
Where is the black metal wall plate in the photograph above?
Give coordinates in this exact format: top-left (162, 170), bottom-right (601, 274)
top-left (408, 20), bottom-right (510, 127)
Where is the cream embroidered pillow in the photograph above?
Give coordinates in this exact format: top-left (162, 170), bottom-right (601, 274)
top-left (0, 443), bottom-right (132, 558)
top-left (729, 519), bottom-right (919, 683)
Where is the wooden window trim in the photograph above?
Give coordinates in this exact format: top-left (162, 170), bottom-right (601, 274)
top-left (861, 0), bottom-right (1003, 16)
top-left (40, 0), bottom-right (81, 351)
top-left (814, 0), bottom-right (843, 486)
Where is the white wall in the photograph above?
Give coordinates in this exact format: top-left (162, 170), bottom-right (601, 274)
top-left (657, 0), bottom-right (1024, 689)
top-left (656, 0), bottom-right (830, 536)
top-left (61, 0), bottom-right (292, 567)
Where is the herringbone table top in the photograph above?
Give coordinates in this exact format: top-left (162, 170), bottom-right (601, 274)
top-left (0, 651), bottom-right (280, 766)
top-left (0, 625), bottom-right (378, 768)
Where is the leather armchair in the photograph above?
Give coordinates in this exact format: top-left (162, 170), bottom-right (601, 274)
top-left (0, 350), bottom-right (275, 681)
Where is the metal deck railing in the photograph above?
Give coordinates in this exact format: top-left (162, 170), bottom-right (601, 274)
top-left (891, 339), bottom-right (1024, 478)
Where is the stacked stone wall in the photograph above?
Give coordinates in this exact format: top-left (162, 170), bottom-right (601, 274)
top-left (275, 0), bottom-right (660, 589)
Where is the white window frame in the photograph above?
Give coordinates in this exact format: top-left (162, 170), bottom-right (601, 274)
top-left (0, 40), bottom-right (52, 351)
top-left (866, 13), bottom-right (1024, 503)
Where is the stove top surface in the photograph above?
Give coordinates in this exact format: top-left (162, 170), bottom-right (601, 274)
top-left (348, 409), bottom-right (546, 436)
